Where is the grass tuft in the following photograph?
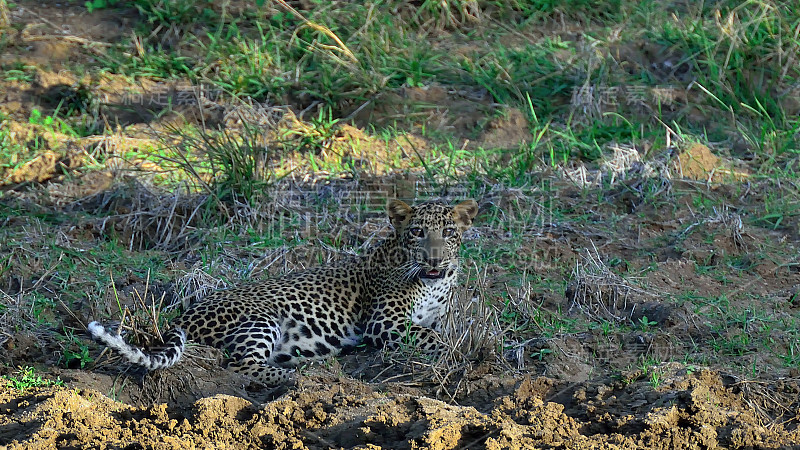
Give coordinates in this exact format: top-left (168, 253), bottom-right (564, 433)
top-left (566, 245), bottom-right (654, 326)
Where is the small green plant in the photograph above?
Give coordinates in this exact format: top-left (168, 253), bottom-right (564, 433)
top-left (85, 0), bottom-right (121, 12)
top-left (397, 321), bottom-right (419, 353)
top-left (164, 120), bottom-right (279, 207)
top-left (280, 107), bottom-right (340, 154)
top-left (649, 367), bottom-right (664, 389)
top-left (60, 329), bottom-right (94, 369)
top-left (29, 293), bottom-right (56, 325)
top-left (712, 332), bottom-right (754, 357)
top-left (28, 108), bottom-right (55, 128)
top-left (781, 339), bottom-right (800, 368)
top-left (637, 316), bottom-right (657, 332)
top-left (28, 108), bottom-right (79, 138)
top-left (499, 296), bottom-right (521, 327)
top-left (3, 366), bottom-right (63, 391)
top-left (593, 319), bottom-right (616, 337)
top-left (0, 115), bottom-right (26, 172)
top-left (637, 356), bottom-right (658, 373)
top-left (1, 62), bottom-right (35, 82)
top-left (531, 347), bottom-right (553, 361)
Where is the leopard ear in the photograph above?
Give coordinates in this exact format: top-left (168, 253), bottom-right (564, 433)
top-left (386, 199), bottom-right (413, 229)
top-left (452, 199), bottom-right (478, 230)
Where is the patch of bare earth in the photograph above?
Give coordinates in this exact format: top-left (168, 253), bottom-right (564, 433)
top-left (3, 367), bottom-right (799, 449)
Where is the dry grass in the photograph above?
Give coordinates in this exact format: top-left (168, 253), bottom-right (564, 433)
top-left (566, 244), bottom-right (654, 324)
top-left (91, 270), bottom-right (170, 344)
top-left (0, 291), bottom-right (44, 353)
top-left (378, 263), bottom-right (504, 401)
top-left (736, 377), bottom-right (800, 428)
top-left (69, 178), bottom-right (208, 252)
top-left (171, 266), bottom-right (228, 312)
top-left (679, 206), bottom-right (746, 250)
top-left (0, 0), bottom-right (9, 32)
top-left (564, 143), bottom-right (674, 189)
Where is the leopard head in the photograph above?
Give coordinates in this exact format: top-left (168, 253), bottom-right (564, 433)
top-left (387, 199), bottom-right (478, 280)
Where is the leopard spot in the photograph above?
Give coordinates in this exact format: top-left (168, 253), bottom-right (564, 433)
top-left (314, 342), bottom-right (331, 355)
top-left (274, 353), bottom-right (291, 364)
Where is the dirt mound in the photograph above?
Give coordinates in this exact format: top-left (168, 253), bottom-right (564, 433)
top-left (674, 143), bottom-right (749, 182)
top-left (3, 368), bottom-right (798, 449)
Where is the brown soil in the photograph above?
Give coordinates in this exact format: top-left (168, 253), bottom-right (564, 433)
top-left (674, 143), bottom-right (750, 183)
top-left (4, 366), bottom-right (799, 449)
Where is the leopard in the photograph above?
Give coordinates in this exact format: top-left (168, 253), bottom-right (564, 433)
top-left (88, 199), bottom-right (479, 385)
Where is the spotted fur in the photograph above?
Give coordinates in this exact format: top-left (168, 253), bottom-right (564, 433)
top-left (88, 199), bottom-right (478, 385)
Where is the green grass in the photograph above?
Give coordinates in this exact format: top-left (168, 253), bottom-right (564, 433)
top-left (50, 0), bottom-right (796, 186)
top-left (0, 114), bottom-right (27, 175)
top-left (0, 61), bottom-right (36, 82)
top-left (3, 366), bottom-right (64, 391)
top-left (682, 287), bottom-right (800, 373)
top-left (168, 122), bottom-right (280, 205)
top-left (59, 328), bottom-right (94, 369)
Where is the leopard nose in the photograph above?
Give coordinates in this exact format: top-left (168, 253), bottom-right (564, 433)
top-left (427, 258), bottom-right (442, 268)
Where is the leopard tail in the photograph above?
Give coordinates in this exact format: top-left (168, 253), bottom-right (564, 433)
top-left (87, 321), bottom-right (186, 370)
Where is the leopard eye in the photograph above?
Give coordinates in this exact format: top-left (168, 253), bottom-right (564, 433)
top-left (442, 227), bottom-right (456, 238)
top-left (408, 227), bottom-right (424, 238)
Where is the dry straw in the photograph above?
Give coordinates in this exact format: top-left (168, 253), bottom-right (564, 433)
top-left (567, 243), bottom-right (653, 324)
top-left (380, 263), bottom-right (504, 401)
top-left (0, 0), bottom-right (9, 32)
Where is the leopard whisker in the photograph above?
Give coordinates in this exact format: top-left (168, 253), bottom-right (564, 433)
top-left (400, 261), bottom-right (422, 281)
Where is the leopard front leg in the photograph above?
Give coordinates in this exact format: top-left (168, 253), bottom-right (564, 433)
top-left (226, 356), bottom-right (295, 386)
top-left (363, 307), bottom-right (444, 354)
